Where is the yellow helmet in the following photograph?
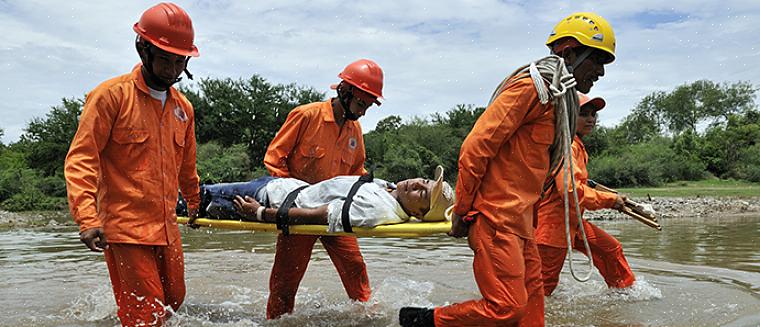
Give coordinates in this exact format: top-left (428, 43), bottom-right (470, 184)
top-left (546, 12), bottom-right (616, 63)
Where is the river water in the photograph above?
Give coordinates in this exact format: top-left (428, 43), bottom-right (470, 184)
top-left (1, 213), bottom-right (758, 326)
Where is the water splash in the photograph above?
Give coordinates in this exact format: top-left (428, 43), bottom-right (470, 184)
top-left (552, 276), bottom-right (663, 303)
top-left (62, 284), bottom-right (118, 322)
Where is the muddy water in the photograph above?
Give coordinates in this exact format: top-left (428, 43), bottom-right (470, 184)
top-left (1, 214), bottom-right (758, 326)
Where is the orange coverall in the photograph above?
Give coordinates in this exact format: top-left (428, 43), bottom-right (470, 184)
top-left (434, 77), bottom-right (554, 327)
top-left (263, 100), bottom-right (369, 319)
top-left (535, 136), bottom-right (635, 295)
top-left (65, 65), bottom-right (200, 325)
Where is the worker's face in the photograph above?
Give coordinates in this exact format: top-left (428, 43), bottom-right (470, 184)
top-left (573, 49), bottom-right (608, 94)
top-left (576, 104), bottom-right (598, 137)
top-left (396, 178), bottom-right (433, 218)
top-left (347, 88), bottom-right (376, 119)
top-left (149, 47), bottom-right (188, 87)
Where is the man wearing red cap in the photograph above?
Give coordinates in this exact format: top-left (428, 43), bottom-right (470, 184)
top-left (535, 93), bottom-right (635, 296)
top-left (263, 59), bottom-right (384, 319)
top-left (64, 3), bottom-right (201, 325)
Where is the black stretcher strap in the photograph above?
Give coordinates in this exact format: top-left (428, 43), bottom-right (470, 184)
top-left (341, 172), bottom-right (374, 233)
top-left (276, 185), bottom-right (308, 236)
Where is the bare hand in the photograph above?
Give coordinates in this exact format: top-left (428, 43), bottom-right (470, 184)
top-left (80, 227), bottom-right (108, 252)
top-left (448, 213), bottom-right (470, 238)
top-left (613, 194), bottom-right (627, 210)
top-left (187, 207), bottom-right (201, 229)
top-left (233, 195), bottom-right (261, 218)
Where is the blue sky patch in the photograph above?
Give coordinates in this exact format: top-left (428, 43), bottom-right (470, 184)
top-left (630, 10), bottom-right (688, 28)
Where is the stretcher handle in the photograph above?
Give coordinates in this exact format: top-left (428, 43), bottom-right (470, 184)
top-left (587, 179), bottom-right (661, 230)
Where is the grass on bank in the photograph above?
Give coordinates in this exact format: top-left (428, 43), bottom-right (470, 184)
top-left (617, 179), bottom-right (760, 198)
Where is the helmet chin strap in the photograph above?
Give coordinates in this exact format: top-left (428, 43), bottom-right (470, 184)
top-left (136, 36), bottom-right (193, 90)
top-left (337, 83), bottom-right (360, 121)
top-left (564, 47), bottom-right (594, 74)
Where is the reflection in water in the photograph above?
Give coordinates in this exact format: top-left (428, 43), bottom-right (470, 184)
top-left (0, 215), bottom-right (758, 326)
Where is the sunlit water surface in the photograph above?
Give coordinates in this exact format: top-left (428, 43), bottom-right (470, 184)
top-left (1, 214), bottom-right (758, 326)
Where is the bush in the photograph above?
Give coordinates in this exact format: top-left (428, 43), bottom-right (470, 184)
top-left (1, 192), bottom-right (66, 211)
top-left (196, 142), bottom-right (256, 184)
top-left (735, 144), bottom-right (760, 182)
top-left (0, 165), bottom-right (66, 211)
top-left (588, 137), bottom-right (705, 187)
top-left (39, 175), bottom-right (67, 197)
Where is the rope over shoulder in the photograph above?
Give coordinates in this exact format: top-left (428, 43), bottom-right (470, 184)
top-left (488, 55), bottom-right (592, 282)
top-left (488, 55), bottom-right (579, 184)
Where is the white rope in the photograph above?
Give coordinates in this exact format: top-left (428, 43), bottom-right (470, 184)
top-left (488, 55), bottom-right (578, 175)
top-left (489, 55), bottom-right (593, 282)
top-left (560, 114), bottom-right (594, 283)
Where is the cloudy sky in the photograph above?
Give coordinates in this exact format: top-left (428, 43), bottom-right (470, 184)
top-left (1, 0), bottom-right (758, 144)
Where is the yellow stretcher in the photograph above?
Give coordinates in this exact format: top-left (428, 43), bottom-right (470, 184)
top-left (177, 217), bottom-right (452, 238)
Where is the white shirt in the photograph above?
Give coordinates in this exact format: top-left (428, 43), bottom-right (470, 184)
top-left (264, 176), bottom-right (409, 232)
top-left (147, 86), bottom-right (167, 107)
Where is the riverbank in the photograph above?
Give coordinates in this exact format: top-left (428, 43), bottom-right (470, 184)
top-left (585, 196), bottom-right (760, 220)
top-left (0, 210), bottom-right (70, 228)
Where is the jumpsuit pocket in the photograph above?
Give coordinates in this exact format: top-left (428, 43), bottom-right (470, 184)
top-left (526, 122), bottom-right (554, 170)
top-left (529, 122), bottom-right (554, 145)
top-left (111, 129), bottom-right (150, 171)
top-left (298, 144), bottom-right (326, 177)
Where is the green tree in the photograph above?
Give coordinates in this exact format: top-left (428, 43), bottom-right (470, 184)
top-left (365, 105), bottom-right (483, 183)
top-left (182, 75), bottom-right (324, 167)
top-left (658, 80), bottom-right (756, 135)
top-left (616, 92), bottom-right (666, 143)
top-left (196, 142), bottom-right (261, 184)
top-left (374, 115), bottom-right (402, 133)
top-left (700, 111), bottom-right (760, 178)
top-left (19, 97), bottom-right (83, 176)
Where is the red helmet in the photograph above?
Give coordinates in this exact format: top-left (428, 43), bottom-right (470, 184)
top-left (133, 2), bottom-right (199, 57)
top-left (578, 92), bottom-right (606, 111)
top-left (332, 59), bottom-right (384, 104)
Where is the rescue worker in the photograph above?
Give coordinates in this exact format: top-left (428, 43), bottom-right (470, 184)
top-left (535, 93), bottom-right (635, 296)
top-left (64, 3), bottom-right (201, 326)
top-left (263, 59), bottom-right (383, 319)
top-left (399, 12), bottom-right (617, 326)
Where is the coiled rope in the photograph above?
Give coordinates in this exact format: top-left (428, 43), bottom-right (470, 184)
top-left (488, 55), bottom-right (593, 282)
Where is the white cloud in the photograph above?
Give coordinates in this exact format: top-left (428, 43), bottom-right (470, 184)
top-left (1, 0), bottom-right (759, 144)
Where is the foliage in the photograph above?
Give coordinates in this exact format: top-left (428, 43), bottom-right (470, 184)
top-left (196, 142), bottom-right (259, 184)
top-left (181, 75), bottom-right (324, 168)
top-left (622, 80), bottom-right (756, 137)
top-left (588, 137), bottom-right (707, 187)
top-left (364, 105), bottom-right (484, 183)
top-left (19, 98), bottom-right (83, 176)
top-left (735, 144), bottom-right (760, 182)
top-left (2, 75), bottom-right (759, 211)
top-left (0, 153), bottom-right (66, 211)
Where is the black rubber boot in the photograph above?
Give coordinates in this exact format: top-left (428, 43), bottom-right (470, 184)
top-left (399, 307), bottom-right (435, 327)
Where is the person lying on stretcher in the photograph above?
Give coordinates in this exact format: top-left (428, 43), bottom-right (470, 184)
top-left (192, 165), bottom-right (454, 232)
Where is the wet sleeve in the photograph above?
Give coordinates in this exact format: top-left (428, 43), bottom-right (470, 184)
top-left (454, 81), bottom-right (537, 216)
top-left (179, 105), bottom-right (201, 212)
top-left (264, 108), bottom-right (308, 178)
top-left (64, 88), bottom-right (118, 232)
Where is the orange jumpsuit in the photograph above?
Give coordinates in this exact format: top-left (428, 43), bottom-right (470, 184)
top-left (434, 77), bottom-right (554, 327)
top-left (535, 136), bottom-right (635, 295)
top-left (65, 65), bottom-right (200, 326)
top-left (263, 100), bottom-right (369, 319)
